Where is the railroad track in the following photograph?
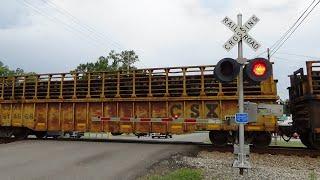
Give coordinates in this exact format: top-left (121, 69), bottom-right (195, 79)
top-left (200, 144), bottom-right (320, 158)
top-left (256, 146), bottom-right (320, 158)
top-left (2, 137), bottom-right (319, 157)
top-left (0, 138), bottom-right (16, 144)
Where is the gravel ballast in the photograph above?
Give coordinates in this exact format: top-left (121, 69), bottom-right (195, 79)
top-left (176, 151), bottom-right (320, 180)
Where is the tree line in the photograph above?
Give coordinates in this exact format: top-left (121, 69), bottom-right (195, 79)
top-left (0, 61), bottom-right (36, 77)
top-left (71, 50), bottom-right (139, 73)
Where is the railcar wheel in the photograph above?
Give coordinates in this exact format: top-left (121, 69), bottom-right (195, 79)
top-left (299, 132), bottom-right (313, 148)
top-left (309, 132), bottom-right (320, 150)
top-left (52, 135), bottom-right (60, 139)
top-left (209, 131), bottom-right (228, 146)
top-left (310, 141), bottom-right (320, 150)
top-left (2, 127), bottom-right (14, 138)
top-left (34, 131), bottom-right (47, 139)
top-left (111, 132), bottom-right (123, 136)
top-left (13, 128), bottom-right (28, 140)
top-left (252, 132), bottom-right (271, 148)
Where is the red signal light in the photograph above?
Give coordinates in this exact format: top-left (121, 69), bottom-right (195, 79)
top-left (245, 58), bottom-right (272, 82)
top-left (252, 61), bottom-right (267, 76)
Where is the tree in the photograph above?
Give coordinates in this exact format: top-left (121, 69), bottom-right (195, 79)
top-left (118, 50), bottom-right (139, 71)
top-left (0, 61), bottom-right (14, 76)
top-left (278, 98), bottom-right (290, 115)
top-left (0, 61), bottom-right (35, 77)
top-left (283, 99), bottom-right (290, 115)
top-left (72, 50), bottom-right (139, 73)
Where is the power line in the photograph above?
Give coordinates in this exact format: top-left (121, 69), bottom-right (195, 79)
top-left (18, 0), bottom-right (104, 48)
top-left (43, 0), bottom-right (123, 50)
top-left (272, 56), bottom-right (297, 62)
top-left (277, 52), bottom-right (320, 60)
top-left (272, 56), bottom-right (312, 62)
top-left (255, 50), bottom-right (267, 58)
top-left (269, 0), bottom-right (316, 53)
top-left (271, 0), bottom-right (320, 57)
top-left (271, 1), bottom-right (320, 56)
top-left (17, 0), bottom-right (119, 50)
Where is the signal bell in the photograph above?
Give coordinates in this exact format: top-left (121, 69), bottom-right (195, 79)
top-left (245, 58), bottom-right (272, 82)
top-left (214, 58), bottom-right (240, 82)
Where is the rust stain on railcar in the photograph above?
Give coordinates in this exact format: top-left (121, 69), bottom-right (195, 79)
top-left (89, 103), bottom-right (102, 132)
top-left (103, 102), bottom-right (119, 133)
top-left (135, 102), bottom-right (149, 118)
top-left (23, 104), bottom-right (34, 129)
top-left (152, 121), bottom-right (167, 134)
top-left (135, 119), bottom-right (151, 133)
top-left (12, 104), bottom-right (22, 127)
top-left (260, 116), bottom-right (277, 131)
top-left (220, 101), bottom-right (237, 120)
top-left (134, 102), bottom-right (150, 133)
top-left (61, 103), bottom-right (73, 131)
top-left (119, 102), bottom-right (133, 117)
top-left (75, 103), bottom-right (87, 131)
top-left (103, 102), bottom-right (117, 117)
top-left (47, 103), bottom-right (60, 131)
top-left (169, 121), bottom-right (184, 134)
top-left (120, 119), bottom-right (133, 133)
top-left (108, 121), bottom-right (120, 133)
top-left (35, 103), bottom-right (46, 131)
top-left (152, 102), bottom-right (166, 117)
top-left (119, 102), bottom-right (134, 133)
top-left (0, 104), bottom-right (11, 126)
top-left (185, 120), bottom-right (197, 132)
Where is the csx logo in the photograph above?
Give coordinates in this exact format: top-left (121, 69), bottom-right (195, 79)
top-left (169, 103), bottom-right (218, 118)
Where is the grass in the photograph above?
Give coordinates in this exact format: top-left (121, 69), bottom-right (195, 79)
top-left (309, 170), bottom-right (317, 180)
top-left (146, 168), bottom-right (203, 180)
top-left (270, 138), bottom-right (305, 148)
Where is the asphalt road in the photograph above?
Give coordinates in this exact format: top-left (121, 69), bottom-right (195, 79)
top-left (0, 133), bottom-right (208, 180)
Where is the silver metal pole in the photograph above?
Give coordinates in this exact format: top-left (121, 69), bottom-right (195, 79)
top-left (233, 13), bottom-right (250, 175)
top-left (238, 13), bottom-right (245, 175)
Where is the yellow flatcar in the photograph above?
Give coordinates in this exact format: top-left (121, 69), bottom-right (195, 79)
top-left (0, 64), bottom-right (278, 147)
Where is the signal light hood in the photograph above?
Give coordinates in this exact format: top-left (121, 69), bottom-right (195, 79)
top-left (214, 58), bottom-right (240, 83)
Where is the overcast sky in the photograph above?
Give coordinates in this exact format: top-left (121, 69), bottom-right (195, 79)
top-left (0, 0), bottom-right (319, 99)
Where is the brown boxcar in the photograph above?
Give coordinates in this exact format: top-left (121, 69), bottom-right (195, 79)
top-left (288, 61), bottom-right (320, 149)
top-left (0, 64), bottom-right (278, 146)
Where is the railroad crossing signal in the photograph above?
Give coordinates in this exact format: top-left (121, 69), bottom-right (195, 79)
top-left (222, 15), bottom-right (261, 51)
top-left (220, 14), bottom-right (261, 175)
top-left (214, 57), bottom-right (272, 83)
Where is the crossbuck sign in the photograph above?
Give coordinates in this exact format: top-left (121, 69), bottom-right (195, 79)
top-left (222, 15), bottom-right (261, 51)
